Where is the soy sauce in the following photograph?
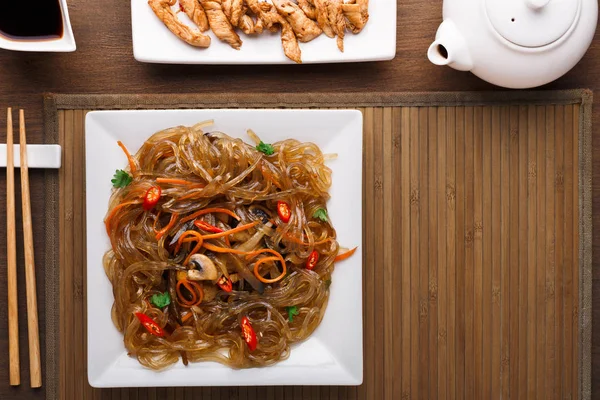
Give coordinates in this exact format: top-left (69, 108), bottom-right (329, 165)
top-left (0, 0), bottom-right (63, 41)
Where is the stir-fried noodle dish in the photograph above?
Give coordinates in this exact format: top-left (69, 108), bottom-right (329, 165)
top-left (103, 120), bottom-right (356, 370)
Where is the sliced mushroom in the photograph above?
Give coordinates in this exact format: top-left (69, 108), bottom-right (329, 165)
top-left (187, 254), bottom-right (219, 281)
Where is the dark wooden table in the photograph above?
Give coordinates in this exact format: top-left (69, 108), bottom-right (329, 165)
top-left (0, 0), bottom-right (598, 398)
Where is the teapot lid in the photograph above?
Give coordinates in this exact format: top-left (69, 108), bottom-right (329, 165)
top-left (485, 0), bottom-right (580, 48)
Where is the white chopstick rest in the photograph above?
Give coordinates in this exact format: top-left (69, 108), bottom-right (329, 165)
top-left (0, 144), bottom-right (61, 169)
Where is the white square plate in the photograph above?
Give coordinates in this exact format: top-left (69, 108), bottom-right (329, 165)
top-left (132, 1), bottom-right (396, 64)
top-left (86, 109), bottom-right (363, 387)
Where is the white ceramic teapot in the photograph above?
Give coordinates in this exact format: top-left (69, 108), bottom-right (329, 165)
top-left (428, 0), bottom-right (598, 88)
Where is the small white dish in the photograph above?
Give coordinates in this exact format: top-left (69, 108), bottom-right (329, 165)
top-left (85, 109), bottom-right (364, 387)
top-left (0, 0), bottom-right (76, 52)
top-left (132, 0), bottom-right (396, 64)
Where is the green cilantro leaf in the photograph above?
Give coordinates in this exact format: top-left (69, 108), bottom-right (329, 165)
top-left (111, 169), bottom-right (132, 188)
top-left (150, 292), bottom-right (171, 308)
top-left (313, 208), bottom-right (329, 222)
top-left (256, 141), bottom-right (275, 156)
top-left (286, 306), bottom-right (299, 322)
top-left (325, 279), bottom-right (332, 289)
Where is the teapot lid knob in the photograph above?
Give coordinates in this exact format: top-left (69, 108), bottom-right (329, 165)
top-left (525, 0), bottom-right (551, 9)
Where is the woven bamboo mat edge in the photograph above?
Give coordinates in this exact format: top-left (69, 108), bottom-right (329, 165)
top-left (42, 90), bottom-right (593, 400)
top-left (44, 90), bottom-right (592, 110)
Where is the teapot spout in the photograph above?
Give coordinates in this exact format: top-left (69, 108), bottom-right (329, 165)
top-left (427, 20), bottom-right (473, 71)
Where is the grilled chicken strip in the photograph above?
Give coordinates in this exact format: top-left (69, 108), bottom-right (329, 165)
top-left (297, 0), bottom-right (317, 20)
top-left (279, 18), bottom-right (302, 63)
top-left (148, 0), bottom-right (211, 47)
top-left (358, 0), bottom-right (369, 17)
top-left (327, 0), bottom-right (345, 52)
top-left (343, 0), bottom-right (369, 33)
top-left (342, 5), bottom-right (363, 33)
top-left (246, 0), bottom-right (301, 63)
top-left (222, 0), bottom-right (233, 19)
top-left (199, 0), bottom-right (243, 49)
top-left (272, 0), bottom-right (321, 43)
top-left (179, 0), bottom-right (209, 32)
top-left (341, 4), bottom-right (363, 33)
top-left (230, 0), bottom-right (244, 26)
top-left (239, 12), bottom-right (263, 34)
top-left (246, 0), bottom-right (279, 32)
top-left (312, 0), bottom-right (334, 38)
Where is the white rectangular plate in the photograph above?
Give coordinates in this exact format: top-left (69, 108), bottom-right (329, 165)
top-left (85, 109), bottom-right (363, 387)
top-left (132, 1), bottom-right (396, 64)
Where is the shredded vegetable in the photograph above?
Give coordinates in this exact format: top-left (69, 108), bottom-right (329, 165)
top-left (103, 122), bottom-right (340, 370)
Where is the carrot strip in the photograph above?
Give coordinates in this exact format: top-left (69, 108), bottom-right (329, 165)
top-left (224, 236), bottom-right (231, 247)
top-left (176, 279), bottom-right (204, 307)
top-left (247, 249), bottom-right (287, 283)
top-left (156, 178), bottom-right (204, 186)
top-left (176, 230), bottom-right (200, 252)
top-left (104, 200), bottom-right (141, 235)
top-left (175, 231), bottom-right (204, 265)
top-left (181, 312), bottom-right (193, 323)
top-left (202, 242), bottom-right (248, 255)
top-left (180, 208), bottom-right (241, 224)
top-left (184, 236), bottom-right (204, 265)
top-left (253, 256), bottom-right (286, 284)
top-left (246, 248), bottom-right (286, 268)
top-left (176, 280), bottom-right (197, 306)
top-left (154, 213), bottom-right (179, 240)
top-left (175, 231), bottom-right (193, 253)
top-left (200, 221), bottom-right (259, 240)
top-left (187, 281), bottom-right (204, 307)
top-left (117, 141), bottom-right (137, 174)
top-left (334, 246), bottom-right (358, 262)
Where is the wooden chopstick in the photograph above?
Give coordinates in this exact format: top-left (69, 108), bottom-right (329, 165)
top-left (19, 110), bottom-right (42, 388)
top-left (6, 108), bottom-right (20, 386)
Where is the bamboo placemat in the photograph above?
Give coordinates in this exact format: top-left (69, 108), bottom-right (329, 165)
top-left (42, 91), bottom-right (592, 400)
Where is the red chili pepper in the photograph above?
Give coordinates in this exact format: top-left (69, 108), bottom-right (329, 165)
top-left (277, 201), bottom-right (291, 223)
top-left (143, 186), bottom-right (162, 211)
top-left (194, 220), bottom-right (224, 233)
top-left (306, 250), bottom-right (319, 270)
top-left (217, 275), bottom-right (233, 292)
top-left (134, 312), bottom-right (165, 337)
top-left (241, 316), bottom-right (257, 351)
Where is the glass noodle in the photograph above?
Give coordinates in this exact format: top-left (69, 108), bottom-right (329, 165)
top-left (103, 121), bottom-right (339, 369)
